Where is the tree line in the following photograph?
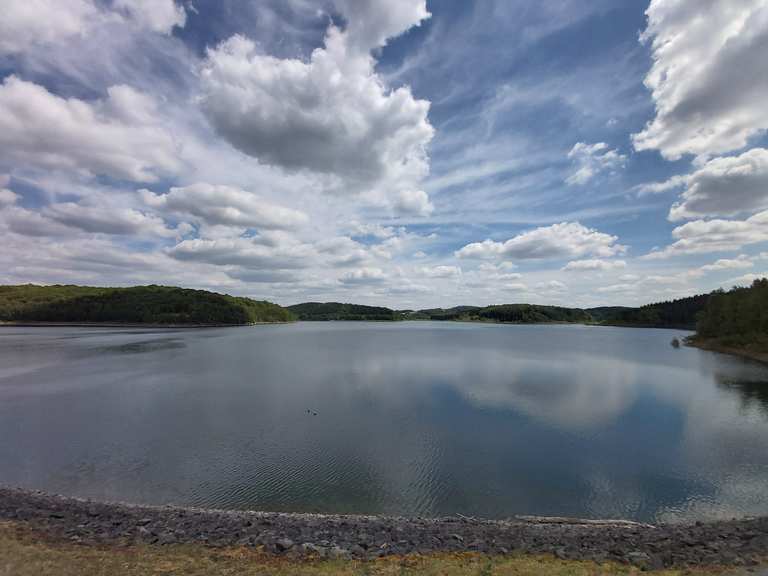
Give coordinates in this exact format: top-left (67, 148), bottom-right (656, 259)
top-left (694, 279), bottom-right (768, 351)
top-left (0, 285), bottom-right (294, 324)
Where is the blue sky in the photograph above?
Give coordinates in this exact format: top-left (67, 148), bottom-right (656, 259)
top-left (1, 0), bottom-right (767, 308)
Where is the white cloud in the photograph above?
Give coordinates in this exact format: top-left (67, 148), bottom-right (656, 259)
top-left (666, 148), bottom-right (768, 220)
top-left (42, 200), bottom-right (183, 237)
top-left (391, 189), bottom-right (434, 217)
top-left (537, 280), bottom-right (568, 292)
top-left (200, 28), bottom-right (434, 206)
top-left (0, 183), bottom-right (186, 239)
top-left (0, 78), bottom-right (181, 182)
top-left (563, 259), bottom-right (627, 272)
top-left (348, 222), bottom-right (397, 239)
top-left (331, 0), bottom-right (430, 53)
top-left (0, 0), bottom-right (100, 55)
top-left (633, 0), bottom-right (768, 160)
top-left (142, 183), bottom-right (308, 231)
top-left (418, 265), bottom-right (461, 279)
top-left (168, 237), bottom-right (314, 270)
top-left (339, 267), bottom-right (388, 285)
top-left (565, 142), bottom-right (626, 185)
top-left (634, 174), bottom-right (687, 196)
top-left (597, 283), bottom-right (636, 294)
top-left (456, 222), bottom-right (626, 261)
top-left (0, 0), bottom-right (185, 56)
top-left (112, 0), bottom-right (185, 34)
top-left (699, 255), bottom-right (753, 274)
top-left (0, 176), bottom-right (17, 206)
top-left (644, 210), bottom-right (768, 259)
top-left (501, 283), bottom-right (528, 292)
top-left (723, 271), bottom-right (768, 287)
top-left (316, 236), bottom-right (371, 267)
top-left (726, 272), bottom-right (768, 287)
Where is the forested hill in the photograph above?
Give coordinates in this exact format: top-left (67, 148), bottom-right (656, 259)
top-left (589, 293), bottom-right (710, 329)
top-left (289, 297), bottom-right (711, 327)
top-left (692, 279), bottom-right (768, 353)
top-left (0, 285), bottom-right (294, 325)
top-left (287, 302), bottom-right (400, 321)
top-left (410, 304), bottom-right (591, 324)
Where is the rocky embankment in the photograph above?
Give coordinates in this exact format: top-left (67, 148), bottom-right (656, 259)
top-left (1, 487), bottom-right (767, 570)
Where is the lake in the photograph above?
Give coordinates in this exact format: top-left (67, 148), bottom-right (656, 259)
top-left (1, 322), bottom-right (767, 523)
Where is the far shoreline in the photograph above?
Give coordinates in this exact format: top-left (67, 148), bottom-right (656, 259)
top-left (0, 321), bottom-right (293, 329)
top-left (686, 337), bottom-right (768, 366)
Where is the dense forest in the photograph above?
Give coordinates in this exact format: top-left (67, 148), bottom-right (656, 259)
top-left (287, 302), bottom-right (401, 321)
top-left (0, 285), bottom-right (294, 325)
top-left (693, 279), bottom-right (768, 352)
top-left (289, 296), bottom-right (714, 327)
top-left (6, 281), bottom-right (763, 336)
top-left (591, 293), bottom-right (710, 329)
top-left (409, 304), bottom-right (591, 323)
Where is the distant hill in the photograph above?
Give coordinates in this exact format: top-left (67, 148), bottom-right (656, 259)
top-left (289, 296), bottom-right (711, 327)
top-left (409, 304), bottom-right (591, 324)
top-left (407, 306), bottom-right (481, 320)
top-left (0, 285), bottom-right (294, 325)
top-left (287, 302), bottom-right (400, 321)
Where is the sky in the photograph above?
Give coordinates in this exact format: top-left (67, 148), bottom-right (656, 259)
top-left (1, 0), bottom-right (768, 309)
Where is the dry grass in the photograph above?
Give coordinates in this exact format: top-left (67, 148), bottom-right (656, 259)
top-left (0, 522), bottom-right (749, 576)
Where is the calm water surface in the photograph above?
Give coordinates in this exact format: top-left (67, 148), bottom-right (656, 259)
top-left (1, 322), bottom-right (767, 523)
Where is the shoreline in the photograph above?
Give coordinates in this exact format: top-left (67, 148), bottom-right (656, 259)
top-left (1, 487), bottom-right (766, 569)
top-left (686, 338), bottom-right (768, 365)
top-left (0, 321), bottom-right (293, 329)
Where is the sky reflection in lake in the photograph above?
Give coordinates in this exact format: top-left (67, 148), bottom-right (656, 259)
top-left (0, 322), bottom-right (767, 523)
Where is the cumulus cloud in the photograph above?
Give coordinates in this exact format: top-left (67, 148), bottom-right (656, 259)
top-left (565, 142), bottom-right (626, 185)
top-left (597, 283), bottom-right (636, 294)
top-left (537, 280), bottom-right (568, 292)
top-left (42, 200), bottom-right (183, 237)
top-left (633, 0), bottom-right (768, 159)
top-left (316, 236), bottom-right (371, 267)
top-left (456, 222), bottom-right (626, 261)
top-left (200, 19), bottom-right (434, 207)
top-left (698, 255), bottom-right (753, 274)
top-left (418, 265), bottom-right (461, 279)
top-left (665, 148), bottom-right (768, 221)
top-left (332, 0), bottom-right (430, 53)
top-left (0, 0), bottom-right (185, 56)
top-left (0, 185), bottom-right (185, 238)
top-left (168, 237), bottom-right (314, 269)
top-left (340, 267), bottom-right (388, 285)
top-left (644, 210), bottom-right (768, 259)
top-left (0, 77), bottom-right (181, 182)
top-left (391, 189), bottom-right (434, 217)
top-left (112, 0), bottom-right (186, 34)
top-left (0, 0), bottom-right (100, 55)
top-left (142, 183), bottom-right (308, 231)
top-left (0, 176), bottom-right (17, 206)
top-left (727, 272), bottom-right (768, 287)
top-left (563, 259), bottom-right (627, 272)
top-left (502, 283), bottom-right (528, 292)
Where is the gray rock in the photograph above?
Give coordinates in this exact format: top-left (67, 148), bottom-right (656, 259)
top-left (2, 486), bottom-right (768, 570)
top-left (329, 545), bottom-right (350, 558)
top-left (158, 532), bottom-right (177, 545)
top-left (275, 537), bottom-right (294, 551)
top-left (626, 550), bottom-right (651, 565)
top-left (300, 542), bottom-right (323, 555)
